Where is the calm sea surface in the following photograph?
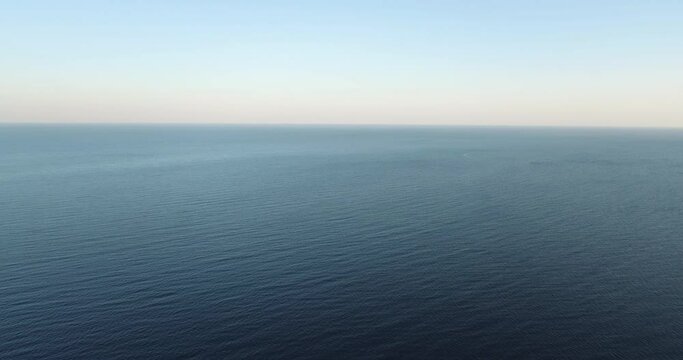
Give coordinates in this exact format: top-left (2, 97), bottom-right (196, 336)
top-left (2, 125), bottom-right (683, 359)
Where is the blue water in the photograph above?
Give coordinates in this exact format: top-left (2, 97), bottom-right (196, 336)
top-left (2, 125), bottom-right (683, 359)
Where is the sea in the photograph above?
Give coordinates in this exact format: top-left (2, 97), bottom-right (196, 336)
top-left (2, 125), bottom-right (683, 359)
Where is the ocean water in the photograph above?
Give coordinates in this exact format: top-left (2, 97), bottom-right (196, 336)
top-left (2, 125), bottom-right (683, 359)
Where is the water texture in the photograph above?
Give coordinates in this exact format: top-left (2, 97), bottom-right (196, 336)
top-left (2, 125), bottom-right (683, 359)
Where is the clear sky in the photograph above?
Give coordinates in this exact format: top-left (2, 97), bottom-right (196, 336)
top-left (1, 0), bottom-right (682, 126)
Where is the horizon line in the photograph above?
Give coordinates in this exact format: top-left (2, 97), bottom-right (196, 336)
top-left (1, 122), bottom-right (683, 130)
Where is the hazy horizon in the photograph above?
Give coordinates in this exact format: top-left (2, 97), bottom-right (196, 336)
top-left (2, 1), bottom-right (682, 127)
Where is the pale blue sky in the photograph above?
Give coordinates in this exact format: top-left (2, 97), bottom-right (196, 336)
top-left (1, 0), bottom-right (682, 126)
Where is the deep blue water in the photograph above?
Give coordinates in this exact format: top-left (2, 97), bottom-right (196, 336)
top-left (2, 125), bottom-right (683, 359)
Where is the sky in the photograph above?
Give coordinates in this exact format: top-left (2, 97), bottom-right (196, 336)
top-left (1, 0), bottom-right (682, 127)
